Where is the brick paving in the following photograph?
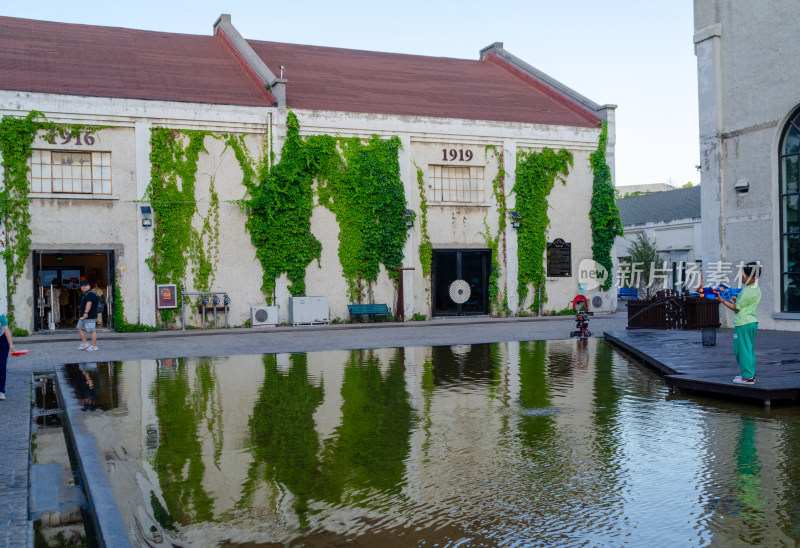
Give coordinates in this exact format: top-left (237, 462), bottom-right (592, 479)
top-left (1, 312), bottom-right (628, 546)
top-left (0, 368), bottom-right (32, 548)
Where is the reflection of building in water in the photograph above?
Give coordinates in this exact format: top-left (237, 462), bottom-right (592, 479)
top-left (100, 341), bottom-right (800, 545)
top-left (108, 342), bottom-right (616, 544)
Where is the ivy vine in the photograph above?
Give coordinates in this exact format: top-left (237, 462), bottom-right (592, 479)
top-left (415, 166), bottom-right (432, 280)
top-left (514, 147), bottom-right (573, 311)
top-left (589, 122), bottom-right (623, 291)
top-left (0, 111), bottom-right (102, 327)
top-left (480, 145), bottom-right (507, 315)
top-left (242, 112), bottom-right (335, 303)
top-left (112, 278), bottom-right (159, 332)
top-left (241, 111), bottom-right (408, 304)
top-left (319, 135), bottom-right (408, 302)
top-left (147, 128), bottom-right (219, 323)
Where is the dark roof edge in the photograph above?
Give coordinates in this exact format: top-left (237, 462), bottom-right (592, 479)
top-left (479, 42), bottom-right (616, 121)
top-left (213, 14), bottom-right (281, 106)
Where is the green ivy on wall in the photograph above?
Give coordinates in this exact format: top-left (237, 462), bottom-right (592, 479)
top-left (190, 174), bottom-right (220, 293)
top-left (242, 111), bottom-right (408, 304)
top-left (319, 135), bottom-right (408, 302)
top-left (514, 147), bottom-right (573, 312)
top-left (147, 128), bottom-right (218, 323)
top-left (112, 278), bottom-right (159, 332)
top-left (480, 145), bottom-right (507, 315)
top-left (415, 166), bottom-right (432, 280)
top-left (589, 122), bottom-right (623, 291)
top-left (0, 111), bottom-right (102, 326)
top-left (242, 112), bottom-right (337, 303)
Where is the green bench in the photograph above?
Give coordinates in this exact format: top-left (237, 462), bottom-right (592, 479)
top-left (347, 303), bottom-right (391, 322)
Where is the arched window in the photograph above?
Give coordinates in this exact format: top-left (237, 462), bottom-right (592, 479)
top-left (780, 109), bottom-right (800, 312)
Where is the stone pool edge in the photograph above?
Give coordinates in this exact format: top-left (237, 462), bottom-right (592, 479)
top-left (54, 367), bottom-right (131, 548)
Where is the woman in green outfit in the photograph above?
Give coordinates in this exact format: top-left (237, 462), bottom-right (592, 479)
top-left (717, 262), bottom-right (761, 385)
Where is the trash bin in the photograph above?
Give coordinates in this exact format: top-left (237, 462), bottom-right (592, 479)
top-left (702, 328), bottom-right (717, 347)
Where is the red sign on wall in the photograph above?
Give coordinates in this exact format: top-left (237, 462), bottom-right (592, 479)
top-left (157, 284), bottom-right (178, 309)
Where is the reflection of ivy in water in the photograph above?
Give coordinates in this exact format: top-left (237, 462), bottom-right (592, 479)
top-left (517, 341), bottom-right (555, 448)
top-left (592, 341), bottom-right (621, 458)
top-left (194, 358), bottom-right (223, 470)
top-left (240, 353), bottom-right (326, 525)
top-left (420, 358), bottom-right (435, 459)
top-left (591, 340), bottom-right (623, 498)
top-left (152, 358), bottom-right (215, 524)
top-left (323, 349), bottom-right (415, 500)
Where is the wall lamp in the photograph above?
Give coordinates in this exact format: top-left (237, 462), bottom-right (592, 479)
top-left (140, 205), bottom-right (153, 228)
top-left (735, 178), bottom-right (750, 193)
top-left (404, 209), bottom-right (415, 228)
top-left (509, 210), bottom-right (522, 229)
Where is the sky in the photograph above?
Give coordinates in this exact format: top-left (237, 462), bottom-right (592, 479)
top-left (2, 0), bottom-right (700, 188)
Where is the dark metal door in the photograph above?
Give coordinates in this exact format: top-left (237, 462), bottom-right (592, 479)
top-left (432, 250), bottom-right (490, 316)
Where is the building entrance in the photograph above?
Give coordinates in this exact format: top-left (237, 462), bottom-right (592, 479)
top-left (432, 250), bottom-right (491, 316)
top-left (32, 251), bottom-right (114, 331)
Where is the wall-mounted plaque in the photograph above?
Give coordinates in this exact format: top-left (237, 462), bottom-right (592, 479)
top-left (546, 238), bottom-right (571, 277)
top-left (156, 284), bottom-right (178, 309)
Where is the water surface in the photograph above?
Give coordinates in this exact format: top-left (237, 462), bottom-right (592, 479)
top-left (69, 340), bottom-right (800, 546)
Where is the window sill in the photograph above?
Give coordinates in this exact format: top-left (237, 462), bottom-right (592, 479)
top-left (30, 193), bottom-right (120, 201)
top-left (773, 313), bottom-right (800, 320)
top-left (428, 202), bottom-right (490, 207)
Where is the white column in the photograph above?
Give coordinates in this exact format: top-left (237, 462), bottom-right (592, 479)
top-left (399, 134), bottom-right (415, 319)
top-left (503, 139), bottom-right (519, 312)
top-left (135, 121), bottom-right (157, 326)
top-left (0, 148), bottom-right (7, 315)
top-left (694, 24), bottom-right (724, 269)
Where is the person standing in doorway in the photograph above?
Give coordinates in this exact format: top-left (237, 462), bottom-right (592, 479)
top-left (77, 280), bottom-right (99, 351)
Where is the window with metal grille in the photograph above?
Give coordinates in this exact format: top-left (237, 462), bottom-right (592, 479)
top-left (779, 109), bottom-right (800, 312)
top-left (28, 150), bottom-right (112, 195)
top-left (429, 165), bottom-right (485, 203)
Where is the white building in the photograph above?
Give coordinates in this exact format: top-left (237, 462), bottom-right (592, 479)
top-left (616, 185), bottom-right (702, 292)
top-left (694, 0), bottom-right (800, 330)
top-left (0, 14), bottom-right (616, 332)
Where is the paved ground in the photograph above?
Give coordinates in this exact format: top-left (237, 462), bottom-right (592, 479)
top-left (1, 311), bottom-right (628, 547)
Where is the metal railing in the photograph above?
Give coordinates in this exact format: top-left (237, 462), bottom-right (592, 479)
top-left (180, 290), bottom-right (230, 330)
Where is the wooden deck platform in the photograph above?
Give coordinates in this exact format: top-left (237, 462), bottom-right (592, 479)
top-left (604, 329), bottom-right (800, 406)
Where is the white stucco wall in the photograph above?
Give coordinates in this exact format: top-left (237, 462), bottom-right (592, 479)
top-left (1, 92), bottom-right (608, 329)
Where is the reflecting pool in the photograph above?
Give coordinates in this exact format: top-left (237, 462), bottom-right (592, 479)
top-left (66, 339), bottom-right (800, 546)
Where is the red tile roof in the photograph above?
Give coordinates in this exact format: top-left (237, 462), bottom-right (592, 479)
top-left (0, 16), bottom-right (600, 127)
top-left (248, 40), bottom-right (600, 127)
top-left (0, 16), bottom-right (272, 106)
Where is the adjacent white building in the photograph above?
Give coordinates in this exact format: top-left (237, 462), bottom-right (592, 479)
top-left (616, 185), bottom-right (702, 292)
top-left (694, 0), bottom-right (800, 330)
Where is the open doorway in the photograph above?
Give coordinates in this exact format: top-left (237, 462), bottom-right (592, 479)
top-left (432, 249), bottom-right (491, 316)
top-left (32, 251), bottom-right (114, 331)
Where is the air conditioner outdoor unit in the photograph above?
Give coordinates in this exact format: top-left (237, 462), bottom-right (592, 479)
top-left (589, 291), bottom-right (617, 313)
top-left (251, 305), bottom-right (279, 326)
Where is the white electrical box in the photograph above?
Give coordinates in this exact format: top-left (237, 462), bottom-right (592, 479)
top-left (289, 296), bottom-right (329, 325)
